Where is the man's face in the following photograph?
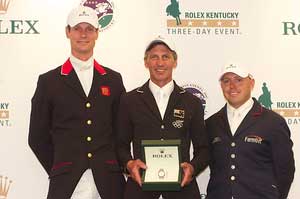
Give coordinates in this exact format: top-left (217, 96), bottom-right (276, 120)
top-left (220, 72), bottom-right (255, 108)
top-left (66, 22), bottom-right (98, 59)
top-left (144, 44), bottom-right (177, 87)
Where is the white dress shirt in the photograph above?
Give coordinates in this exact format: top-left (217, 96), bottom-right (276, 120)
top-left (149, 80), bottom-right (174, 199)
top-left (149, 80), bottom-right (174, 119)
top-left (227, 98), bottom-right (254, 135)
top-left (70, 55), bottom-right (94, 97)
top-left (69, 55), bottom-right (101, 199)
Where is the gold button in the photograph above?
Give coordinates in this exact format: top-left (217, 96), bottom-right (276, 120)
top-left (87, 120), bottom-right (92, 125)
top-left (161, 125), bottom-right (165, 129)
top-left (87, 153), bottom-right (92, 158)
top-left (87, 136), bottom-right (92, 142)
top-left (86, 102), bottom-right (91, 108)
top-left (230, 176), bottom-right (236, 181)
top-left (231, 165), bottom-right (236, 170)
top-left (231, 142), bottom-right (236, 147)
top-left (231, 154), bottom-right (236, 159)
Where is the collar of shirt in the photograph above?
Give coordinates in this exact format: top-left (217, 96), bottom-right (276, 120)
top-left (227, 98), bottom-right (254, 135)
top-left (149, 80), bottom-right (174, 118)
top-left (227, 98), bottom-right (254, 117)
top-left (70, 54), bottom-right (94, 71)
top-left (69, 55), bottom-right (94, 97)
top-left (149, 80), bottom-right (174, 101)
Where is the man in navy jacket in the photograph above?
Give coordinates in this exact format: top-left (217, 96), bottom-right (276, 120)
top-left (28, 6), bottom-right (125, 199)
top-left (206, 63), bottom-right (295, 199)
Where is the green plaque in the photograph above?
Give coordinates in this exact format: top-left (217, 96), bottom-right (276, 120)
top-left (141, 139), bottom-right (182, 191)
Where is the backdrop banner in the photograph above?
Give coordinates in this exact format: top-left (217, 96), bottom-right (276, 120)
top-left (0, 0), bottom-right (299, 198)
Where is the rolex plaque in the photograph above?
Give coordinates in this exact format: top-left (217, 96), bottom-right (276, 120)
top-left (141, 139), bottom-right (182, 191)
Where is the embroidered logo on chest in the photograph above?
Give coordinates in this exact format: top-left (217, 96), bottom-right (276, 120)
top-left (174, 109), bottom-right (185, 119)
top-left (244, 135), bottom-right (263, 144)
top-left (100, 86), bottom-right (111, 96)
top-left (172, 120), bottom-right (184, 128)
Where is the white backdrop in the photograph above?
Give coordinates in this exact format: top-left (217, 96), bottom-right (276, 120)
top-left (0, 0), bottom-right (299, 198)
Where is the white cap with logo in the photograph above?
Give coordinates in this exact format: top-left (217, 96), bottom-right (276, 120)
top-left (219, 63), bottom-right (252, 80)
top-left (67, 6), bottom-right (99, 28)
top-left (145, 35), bottom-right (176, 53)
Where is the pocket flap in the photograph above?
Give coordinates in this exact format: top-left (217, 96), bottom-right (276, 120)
top-left (49, 162), bottom-right (73, 178)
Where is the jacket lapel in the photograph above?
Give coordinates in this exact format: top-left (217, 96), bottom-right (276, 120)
top-left (88, 68), bottom-right (107, 98)
top-left (234, 99), bottom-right (264, 136)
top-left (163, 82), bottom-right (183, 121)
top-left (137, 81), bottom-right (162, 121)
top-left (216, 106), bottom-right (233, 137)
top-left (88, 59), bottom-right (108, 98)
top-left (60, 58), bottom-right (107, 99)
top-left (60, 59), bottom-right (86, 98)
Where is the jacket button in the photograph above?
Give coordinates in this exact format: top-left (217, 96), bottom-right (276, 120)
top-left (87, 120), bottom-right (92, 125)
top-left (231, 154), bottom-right (236, 159)
top-left (87, 153), bottom-right (92, 158)
top-left (87, 136), bottom-right (92, 142)
top-left (231, 165), bottom-right (236, 170)
top-left (231, 142), bottom-right (236, 147)
top-left (86, 102), bottom-right (91, 108)
top-left (161, 125), bottom-right (165, 129)
top-left (230, 176), bottom-right (236, 181)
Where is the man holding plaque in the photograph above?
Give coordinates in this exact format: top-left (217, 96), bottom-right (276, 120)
top-left (117, 35), bottom-right (210, 199)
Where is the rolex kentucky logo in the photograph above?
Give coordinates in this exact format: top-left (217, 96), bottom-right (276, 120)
top-left (0, 0), bottom-right (10, 14)
top-left (258, 82), bottom-right (300, 125)
top-left (81, 0), bottom-right (115, 31)
top-left (165, 0), bottom-right (240, 36)
top-left (0, 175), bottom-right (12, 199)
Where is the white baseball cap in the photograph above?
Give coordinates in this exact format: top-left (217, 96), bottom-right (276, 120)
top-left (145, 35), bottom-right (176, 53)
top-left (67, 6), bottom-right (99, 28)
top-left (219, 63), bottom-right (252, 80)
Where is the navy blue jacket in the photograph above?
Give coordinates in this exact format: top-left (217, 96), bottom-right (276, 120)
top-left (206, 98), bottom-right (295, 199)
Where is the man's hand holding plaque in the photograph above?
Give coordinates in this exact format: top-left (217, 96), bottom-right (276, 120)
top-left (126, 159), bottom-right (147, 187)
top-left (180, 162), bottom-right (194, 187)
top-left (126, 158), bottom-right (195, 189)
